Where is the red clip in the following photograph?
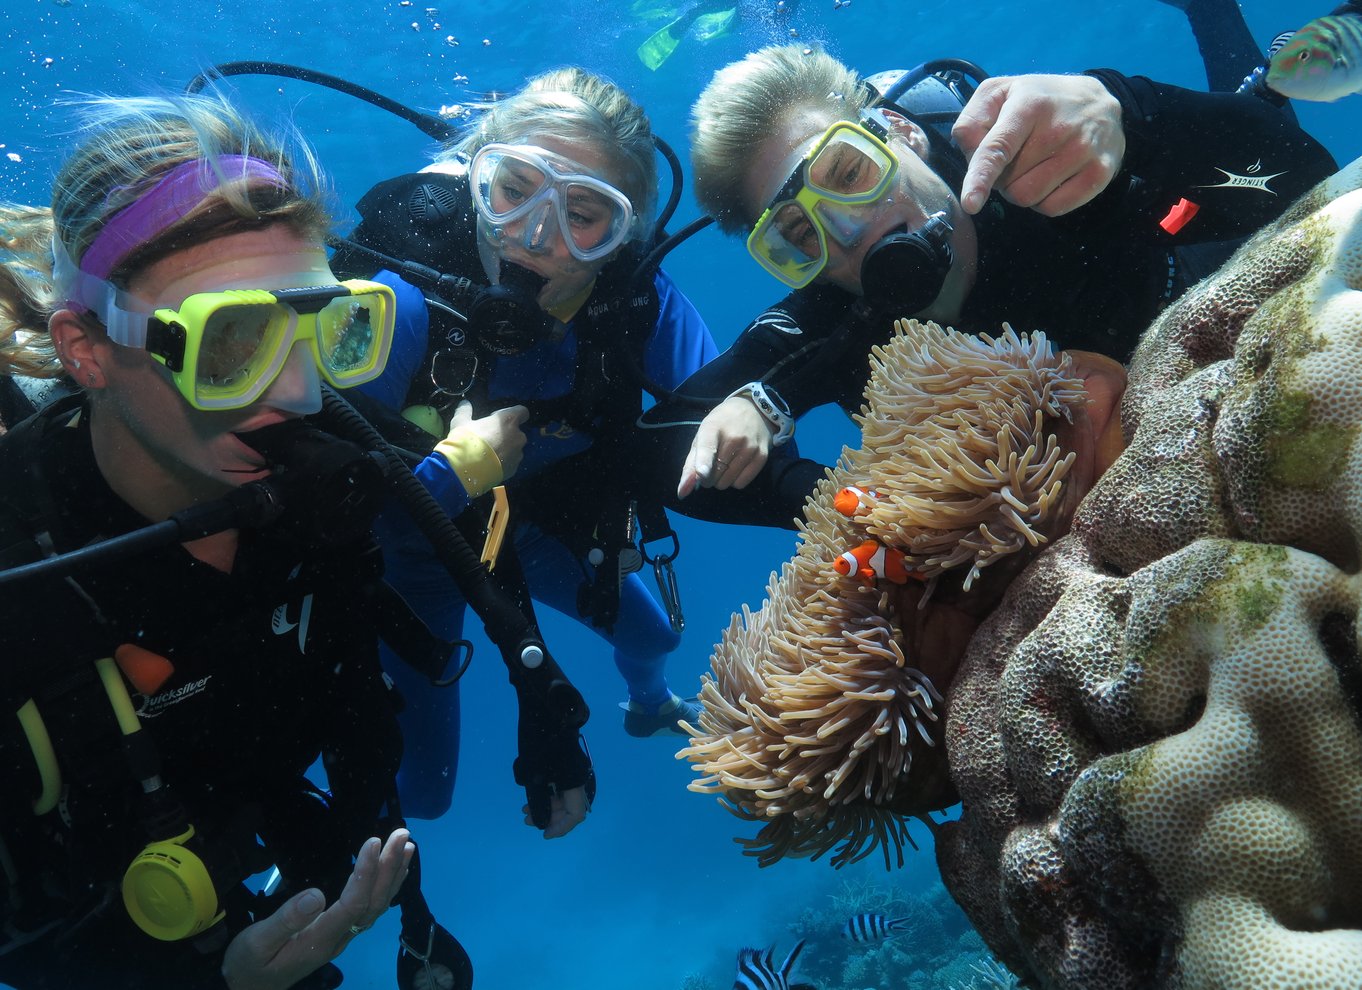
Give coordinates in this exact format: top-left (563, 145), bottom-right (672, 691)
top-left (1158, 197), bottom-right (1200, 235)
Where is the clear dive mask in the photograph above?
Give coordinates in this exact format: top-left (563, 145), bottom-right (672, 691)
top-left (470, 143), bottom-right (636, 262)
top-left (746, 112), bottom-right (900, 289)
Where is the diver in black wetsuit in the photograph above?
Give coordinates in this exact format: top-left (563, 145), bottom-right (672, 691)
top-left (637, 1), bottom-right (1341, 530)
top-left (0, 93), bottom-right (484, 990)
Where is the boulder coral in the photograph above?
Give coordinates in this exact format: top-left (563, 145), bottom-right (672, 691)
top-left (941, 156), bottom-right (1362, 988)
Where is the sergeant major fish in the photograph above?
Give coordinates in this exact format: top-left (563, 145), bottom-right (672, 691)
top-left (1267, 12), bottom-right (1362, 102)
top-left (733, 939), bottom-right (816, 990)
top-left (841, 912), bottom-right (914, 943)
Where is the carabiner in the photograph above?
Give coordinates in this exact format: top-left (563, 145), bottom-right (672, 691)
top-left (644, 533), bottom-right (685, 635)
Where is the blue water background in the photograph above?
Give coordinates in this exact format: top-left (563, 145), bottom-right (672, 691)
top-left (1, 2), bottom-right (1355, 987)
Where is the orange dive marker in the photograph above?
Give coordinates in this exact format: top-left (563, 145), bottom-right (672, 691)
top-left (114, 643), bottom-right (176, 696)
top-left (1158, 197), bottom-right (1200, 235)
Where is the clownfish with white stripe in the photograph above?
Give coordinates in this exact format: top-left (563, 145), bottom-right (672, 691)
top-left (733, 939), bottom-right (816, 990)
top-left (832, 540), bottom-right (921, 584)
top-left (841, 912), bottom-right (914, 943)
top-left (833, 485), bottom-right (882, 517)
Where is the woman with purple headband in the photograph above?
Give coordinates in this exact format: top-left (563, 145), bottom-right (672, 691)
top-left (0, 93), bottom-right (450, 989)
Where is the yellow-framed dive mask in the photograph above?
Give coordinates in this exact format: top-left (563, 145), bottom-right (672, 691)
top-left (122, 280), bottom-right (396, 411)
top-left (746, 115), bottom-right (900, 289)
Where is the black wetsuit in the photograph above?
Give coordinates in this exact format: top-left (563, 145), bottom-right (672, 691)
top-left (0, 399), bottom-right (402, 989)
top-left (639, 71), bottom-right (1340, 528)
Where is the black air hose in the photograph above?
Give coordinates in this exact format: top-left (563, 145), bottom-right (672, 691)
top-left (316, 387), bottom-right (535, 654)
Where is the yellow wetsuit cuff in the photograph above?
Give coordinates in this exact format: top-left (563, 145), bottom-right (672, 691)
top-left (434, 427), bottom-right (504, 498)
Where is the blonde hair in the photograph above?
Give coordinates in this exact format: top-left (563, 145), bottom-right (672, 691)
top-left (441, 66), bottom-right (658, 232)
top-left (690, 46), bottom-right (868, 233)
top-left (0, 91), bottom-right (332, 379)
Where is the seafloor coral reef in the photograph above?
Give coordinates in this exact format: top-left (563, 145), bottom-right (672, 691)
top-left (941, 158), bottom-right (1362, 987)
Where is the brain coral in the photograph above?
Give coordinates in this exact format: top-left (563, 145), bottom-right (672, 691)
top-left (941, 157), bottom-right (1362, 988)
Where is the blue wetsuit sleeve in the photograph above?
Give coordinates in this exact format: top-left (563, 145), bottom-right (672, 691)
top-left (643, 269), bottom-right (717, 389)
top-left (357, 269), bottom-right (428, 412)
top-left (355, 270), bottom-right (474, 519)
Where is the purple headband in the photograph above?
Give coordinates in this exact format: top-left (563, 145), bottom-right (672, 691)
top-left (79, 155), bottom-right (288, 279)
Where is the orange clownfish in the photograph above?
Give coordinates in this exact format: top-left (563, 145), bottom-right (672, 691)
top-left (833, 486), bottom-right (882, 517)
top-left (832, 540), bottom-right (921, 584)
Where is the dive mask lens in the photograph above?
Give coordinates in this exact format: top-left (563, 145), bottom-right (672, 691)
top-left (804, 124), bottom-right (896, 202)
top-left (555, 179), bottom-right (633, 259)
top-left (747, 202), bottom-right (826, 289)
top-left (313, 284), bottom-right (394, 383)
top-left (198, 300), bottom-right (289, 396)
top-left (472, 145), bottom-right (552, 223)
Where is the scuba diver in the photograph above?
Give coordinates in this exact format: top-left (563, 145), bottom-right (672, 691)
top-left (637, 0), bottom-right (1342, 522)
top-left (0, 91), bottom-right (565, 990)
top-left (328, 66), bottom-right (717, 821)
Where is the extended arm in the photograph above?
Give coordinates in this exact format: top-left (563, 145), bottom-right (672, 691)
top-left (638, 285), bottom-right (858, 525)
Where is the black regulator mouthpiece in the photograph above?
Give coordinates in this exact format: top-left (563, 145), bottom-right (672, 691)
top-left (471, 261), bottom-right (557, 356)
top-left (859, 210), bottom-right (954, 315)
top-left (233, 419), bottom-right (387, 548)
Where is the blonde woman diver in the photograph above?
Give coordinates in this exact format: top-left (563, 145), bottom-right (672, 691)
top-left (330, 67), bottom-right (716, 823)
top-left (0, 92), bottom-right (437, 988)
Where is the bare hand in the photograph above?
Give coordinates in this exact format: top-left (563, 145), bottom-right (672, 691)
top-left (677, 396), bottom-right (772, 498)
top-left (521, 785), bottom-right (590, 839)
top-left (952, 74), bottom-right (1125, 217)
top-left (449, 400), bottom-right (529, 479)
top-left (221, 829), bottom-right (414, 990)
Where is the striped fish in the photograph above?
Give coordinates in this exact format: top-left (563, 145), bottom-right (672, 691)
top-left (733, 939), bottom-right (816, 990)
top-left (1266, 30), bottom-right (1296, 61)
top-left (1267, 12), bottom-right (1362, 102)
top-left (841, 913), bottom-right (914, 943)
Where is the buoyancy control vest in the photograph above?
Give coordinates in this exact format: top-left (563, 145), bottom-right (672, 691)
top-left (0, 396), bottom-right (403, 952)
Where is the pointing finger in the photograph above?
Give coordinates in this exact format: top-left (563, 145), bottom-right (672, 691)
top-left (449, 400), bottom-right (474, 428)
top-left (951, 78), bottom-right (1010, 158)
top-left (955, 83), bottom-right (1037, 214)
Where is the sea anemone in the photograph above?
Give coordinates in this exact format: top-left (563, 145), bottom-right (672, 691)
top-left (852, 320), bottom-right (1085, 589)
top-left (681, 544), bottom-right (943, 867)
top-left (680, 319), bottom-right (1088, 868)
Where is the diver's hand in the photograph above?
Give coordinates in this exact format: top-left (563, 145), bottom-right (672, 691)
top-left (221, 829), bottom-right (414, 990)
top-left (521, 784), bottom-right (590, 839)
top-left (678, 396), bottom-right (772, 498)
top-left (953, 74), bottom-right (1125, 217)
top-left (449, 400), bottom-right (529, 479)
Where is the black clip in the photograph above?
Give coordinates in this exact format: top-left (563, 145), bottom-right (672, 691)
top-left (642, 533), bottom-right (684, 634)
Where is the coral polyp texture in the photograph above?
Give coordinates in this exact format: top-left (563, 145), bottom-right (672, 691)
top-left (941, 157), bottom-right (1362, 988)
top-left (677, 320), bottom-right (1088, 870)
